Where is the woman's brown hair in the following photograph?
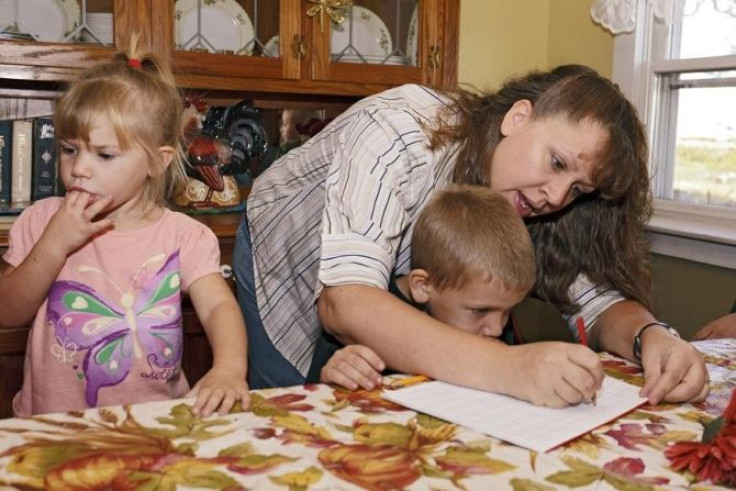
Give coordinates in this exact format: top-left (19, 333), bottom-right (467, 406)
top-left (428, 65), bottom-right (653, 311)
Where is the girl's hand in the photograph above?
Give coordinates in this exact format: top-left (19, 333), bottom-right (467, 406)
top-left (43, 191), bottom-right (114, 254)
top-left (639, 331), bottom-right (709, 404)
top-left (186, 366), bottom-right (250, 417)
top-left (506, 342), bottom-right (604, 408)
top-left (320, 344), bottom-right (385, 390)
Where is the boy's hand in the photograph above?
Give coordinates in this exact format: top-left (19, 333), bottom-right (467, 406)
top-left (43, 191), bottom-right (114, 255)
top-left (506, 342), bottom-right (604, 408)
top-left (321, 345), bottom-right (385, 390)
top-left (186, 366), bottom-right (250, 417)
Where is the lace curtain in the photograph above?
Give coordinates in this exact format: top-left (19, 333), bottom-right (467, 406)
top-left (590, 0), bottom-right (736, 33)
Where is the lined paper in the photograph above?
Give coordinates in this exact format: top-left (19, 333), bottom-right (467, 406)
top-left (382, 376), bottom-right (647, 453)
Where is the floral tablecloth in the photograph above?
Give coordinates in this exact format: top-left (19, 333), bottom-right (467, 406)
top-left (1, 340), bottom-right (735, 490)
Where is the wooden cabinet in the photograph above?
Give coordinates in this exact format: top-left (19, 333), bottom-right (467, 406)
top-left (0, 0), bottom-right (458, 98)
top-left (0, 212), bottom-right (239, 418)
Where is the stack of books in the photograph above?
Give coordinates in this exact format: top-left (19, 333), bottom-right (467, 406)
top-left (0, 117), bottom-right (59, 221)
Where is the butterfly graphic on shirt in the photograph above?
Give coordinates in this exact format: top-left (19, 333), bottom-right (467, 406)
top-left (46, 252), bottom-right (183, 406)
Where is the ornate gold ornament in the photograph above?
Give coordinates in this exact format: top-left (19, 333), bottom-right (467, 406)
top-left (306, 0), bottom-right (353, 33)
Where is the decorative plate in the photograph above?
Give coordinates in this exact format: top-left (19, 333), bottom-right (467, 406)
top-left (406, 4), bottom-right (418, 66)
top-left (175, 0), bottom-right (254, 55)
top-left (0, 0), bottom-right (80, 42)
top-left (331, 5), bottom-right (392, 61)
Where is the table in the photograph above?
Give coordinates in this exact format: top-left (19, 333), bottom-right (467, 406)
top-left (0, 340), bottom-right (735, 490)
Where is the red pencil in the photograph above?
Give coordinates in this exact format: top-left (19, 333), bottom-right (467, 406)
top-left (576, 316), bottom-right (588, 346)
top-left (576, 316), bottom-right (597, 405)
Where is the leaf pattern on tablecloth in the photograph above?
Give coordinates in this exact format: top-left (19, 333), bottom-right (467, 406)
top-left (546, 455), bottom-right (671, 489)
top-left (2, 339), bottom-right (736, 489)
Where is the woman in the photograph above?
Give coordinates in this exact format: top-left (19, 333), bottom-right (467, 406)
top-left (235, 65), bottom-right (708, 407)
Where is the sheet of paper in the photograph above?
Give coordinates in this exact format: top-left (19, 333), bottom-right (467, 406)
top-left (382, 376), bottom-right (647, 453)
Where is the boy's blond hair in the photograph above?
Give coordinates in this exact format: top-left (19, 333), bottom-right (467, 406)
top-left (54, 35), bottom-right (186, 207)
top-left (411, 185), bottom-right (535, 293)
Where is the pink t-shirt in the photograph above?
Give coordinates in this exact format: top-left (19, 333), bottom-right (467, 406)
top-left (3, 198), bottom-right (221, 416)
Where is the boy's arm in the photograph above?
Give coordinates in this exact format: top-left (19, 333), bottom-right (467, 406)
top-left (319, 284), bottom-right (603, 408)
top-left (186, 273), bottom-right (249, 416)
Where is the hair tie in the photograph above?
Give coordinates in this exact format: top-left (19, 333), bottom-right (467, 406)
top-left (128, 57), bottom-right (142, 69)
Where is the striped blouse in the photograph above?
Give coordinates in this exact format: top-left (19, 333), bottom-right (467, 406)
top-left (246, 84), bottom-right (623, 376)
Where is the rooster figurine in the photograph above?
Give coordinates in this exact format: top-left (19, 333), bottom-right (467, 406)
top-left (175, 95), bottom-right (268, 210)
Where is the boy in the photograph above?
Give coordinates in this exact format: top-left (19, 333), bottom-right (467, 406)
top-left (311, 185), bottom-right (536, 390)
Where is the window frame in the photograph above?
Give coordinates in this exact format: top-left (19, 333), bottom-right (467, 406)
top-left (612, 0), bottom-right (736, 269)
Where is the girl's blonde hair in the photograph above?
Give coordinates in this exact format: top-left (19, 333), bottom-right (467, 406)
top-left (55, 36), bottom-right (186, 207)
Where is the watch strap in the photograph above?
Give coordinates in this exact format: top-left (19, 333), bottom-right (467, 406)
top-left (633, 321), bottom-right (680, 362)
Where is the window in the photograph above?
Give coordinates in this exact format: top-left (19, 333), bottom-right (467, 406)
top-left (613, 0), bottom-right (736, 268)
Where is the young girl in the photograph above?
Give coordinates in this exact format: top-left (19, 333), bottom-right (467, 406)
top-left (0, 41), bottom-right (249, 417)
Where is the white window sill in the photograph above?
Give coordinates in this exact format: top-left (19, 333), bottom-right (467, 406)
top-left (646, 200), bottom-right (736, 269)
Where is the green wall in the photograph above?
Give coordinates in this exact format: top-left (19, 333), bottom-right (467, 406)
top-left (652, 254), bottom-right (736, 339)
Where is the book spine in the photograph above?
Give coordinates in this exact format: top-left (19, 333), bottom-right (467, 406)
top-left (0, 120), bottom-right (11, 207)
top-left (31, 118), bottom-right (57, 201)
top-left (11, 120), bottom-right (33, 208)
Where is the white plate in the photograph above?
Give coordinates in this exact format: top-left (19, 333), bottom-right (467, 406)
top-left (175, 0), bottom-right (254, 55)
top-left (406, 4), bottom-right (418, 66)
top-left (331, 5), bottom-right (391, 60)
top-left (263, 34), bottom-right (279, 57)
top-left (0, 0), bottom-right (79, 42)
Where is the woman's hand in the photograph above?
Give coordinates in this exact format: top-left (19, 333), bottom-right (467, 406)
top-left (186, 366), bottom-right (250, 417)
top-left (639, 330), bottom-right (709, 404)
top-left (320, 344), bottom-right (385, 390)
top-left (505, 342), bottom-right (604, 408)
top-left (593, 301), bottom-right (709, 405)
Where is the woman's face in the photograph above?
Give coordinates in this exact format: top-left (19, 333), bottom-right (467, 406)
top-left (489, 100), bottom-right (608, 218)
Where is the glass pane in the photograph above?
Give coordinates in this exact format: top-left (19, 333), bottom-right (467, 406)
top-left (330, 0), bottom-right (419, 66)
top-left (672, 81), bottom-right (736, 208)
top-left (79, 0), bottom-right (114, 46)
top-left (674, 0), bottom-right (736, 59)
top-left (0, 0), bottom-right (116, 44)
top-left (173, 0), bottom-right (279, 57)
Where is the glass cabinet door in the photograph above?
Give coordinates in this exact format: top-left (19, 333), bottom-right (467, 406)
top-left (173, 0), bottom-right (280, 58)
top-left (306, 0), bottom-right (451, 88)
top-left (329, 0), bottom-right (419, 67)
top-left (0, 0), bottom-right (113, 46)
top-left (170, 0), bottom-right (297, 84)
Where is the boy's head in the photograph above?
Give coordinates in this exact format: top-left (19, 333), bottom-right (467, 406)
top-left (408, 185), bottom-right (536, 338)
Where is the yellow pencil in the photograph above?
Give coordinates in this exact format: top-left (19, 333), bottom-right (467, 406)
top-left (389, 375), bottom-right (430, 389)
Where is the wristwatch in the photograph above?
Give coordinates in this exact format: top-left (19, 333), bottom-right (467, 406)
top-left (632, 321), bottom-right (680, 362)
